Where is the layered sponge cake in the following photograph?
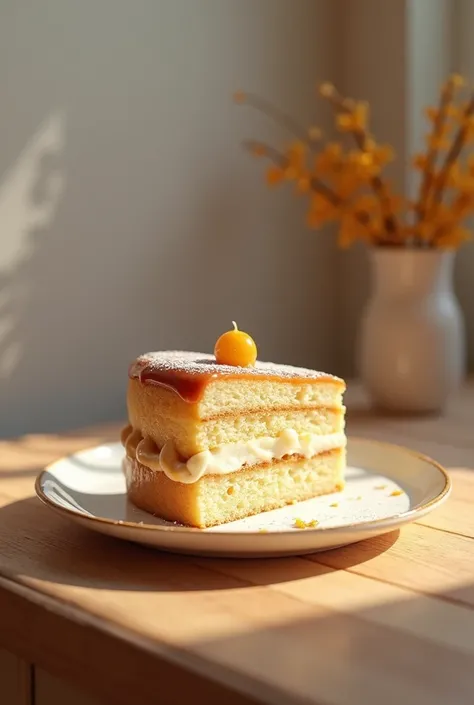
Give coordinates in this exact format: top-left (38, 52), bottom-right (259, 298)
top-left (121, 347), bottom-right (346, 528)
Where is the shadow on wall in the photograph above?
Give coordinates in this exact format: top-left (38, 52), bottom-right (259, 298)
top-left (0, 112), bottom-right (256, 437)
top-left (0, 113), bottom-right (64, 416)
top-left (0, 1), bottom-right (338, 438)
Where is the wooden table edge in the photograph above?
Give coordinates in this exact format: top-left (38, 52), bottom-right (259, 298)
top-left (0, 574), bottom-right (270, 705)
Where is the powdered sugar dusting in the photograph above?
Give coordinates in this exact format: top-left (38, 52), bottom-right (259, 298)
top-left (129, 350), bottom-right (343, 384)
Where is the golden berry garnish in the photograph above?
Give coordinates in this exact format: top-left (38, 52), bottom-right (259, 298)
top-left (214, 321), bottom-right (257, 367)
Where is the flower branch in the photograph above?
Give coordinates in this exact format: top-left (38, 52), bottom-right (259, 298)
top-left (236, 74), bottom-right (474, 250)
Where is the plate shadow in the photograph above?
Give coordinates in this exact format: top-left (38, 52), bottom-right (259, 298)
top-left (0, 496), bottom-right (399, 592)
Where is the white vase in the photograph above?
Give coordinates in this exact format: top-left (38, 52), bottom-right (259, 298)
top-left (358, 247), bottom-right (466, 413)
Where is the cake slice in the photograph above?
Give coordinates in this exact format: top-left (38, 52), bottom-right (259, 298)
top-left (121, 350), bottom-right (346, 528)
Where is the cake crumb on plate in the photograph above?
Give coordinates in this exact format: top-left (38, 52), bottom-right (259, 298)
top-left (294, 518), bottom-right (319, 529)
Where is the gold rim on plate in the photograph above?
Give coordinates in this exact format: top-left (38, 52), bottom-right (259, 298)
top-left (34, 435), bottom-right (452, 536)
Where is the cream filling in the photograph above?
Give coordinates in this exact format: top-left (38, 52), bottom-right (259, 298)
top-left (135, 429), bottom-right (346, 485)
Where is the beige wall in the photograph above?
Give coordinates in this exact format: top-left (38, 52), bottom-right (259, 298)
top-left (0, 1), bottom-right (341, 436)
top-left (1, 1), bottom-right (471, 437)
top-left (451, 0), bottom-right (474, 370)
top-left (334, 0), bottom-right (474, 377)
top-left (335, 0), bottom-right (408, 376)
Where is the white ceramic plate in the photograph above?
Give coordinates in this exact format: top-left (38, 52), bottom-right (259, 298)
top-left (35, 437), bottom-right (450, 558)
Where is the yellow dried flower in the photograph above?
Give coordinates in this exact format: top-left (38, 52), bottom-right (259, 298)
top-left (296, 177), bottom-right (311, 194)
top-left (436, 227), bottom-right (472, 247)
top-left (413, 153), bottom-right (428, 170)
top-left (364, 137), bottom-right (377, 152)
top-left (385, 191), bottom-right (404, 214)
top-left (266, 165), bottom-right (284, 186)
top-left (416, 223), bottom-right (432, 241)
top-left (426, 135), bottom-right (450, 151)
top-left (338, 220), bottom-right (357, 248)
top-left (337, 102), bottom-right (368, 132)
top-left (458, 176), bottom-right (474, 194)
top-left (352, 194), bottom-right (379, 214)
top-left (306, 193), bottom-right (338, 228)
top-left (319, 82), bottom-right (335, 98)
top-left (450, 73), bottom-right (465, 88)
top-left (345, 150), bottom-right (378, 180)
top-left (250, 143), bottom-right (267, 157)
top-left (423, 104), bottom-right (456, 125)
top-left (462, 115), bottom-right (474, 129)
top-left (286, 141), bottom-right (307, 169)
top-left (233, 90), bottom-right (247, 104)
top-left (284, 166), bottom-right (299, 180)
top-left (444, 162), bottom-right (462, 187)
top-left (358, 152), bottom-right (374, 167)
top-left (335, 173), bottom-right (362, 199)
top-left (355, 102), bottom-right (369, 127)
top-left (314, 143), bottom-right (342, 173)
top-left (463, 118), bottom-right (474, 143)
top-left (306, 210), bottom-right (325, 229)
top-left (452, 193), bottom-right (474, 215)
top-left (337, 113), bottom-right (354, 131)
top-left (445, 105), bottom-right (459, 118)
top-left (238, 74), bottom-right (473, 251)
top-left (452, 101), bottom-right (470, 120)
top-left (338, 213), bottom-right (370, 248)
top-left (424, 106), bottom-right (439, 122)
top-left (372, 144), bottom-right (394, 166)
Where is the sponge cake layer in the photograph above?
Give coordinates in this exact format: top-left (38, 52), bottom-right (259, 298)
top-left (124, 448), bottom-right (345, 528)
top-left (127, 389), bottom-right (345, 458)
top-left (128, 351), bottom-right (345, 419)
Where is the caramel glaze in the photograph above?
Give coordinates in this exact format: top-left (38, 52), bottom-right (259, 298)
top-left (129, 365), bottom-right (214, 403)
top-left (128, 363), bottom-right (338, 404)
top-left (121, 424), bottom-right (143, 458)
top-left (121, 424), bottom-right (162, 470)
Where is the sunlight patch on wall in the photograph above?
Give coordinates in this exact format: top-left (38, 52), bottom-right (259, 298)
top-left (0, 111), bottom-right (66, 379)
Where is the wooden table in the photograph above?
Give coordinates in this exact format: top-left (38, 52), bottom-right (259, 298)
top-left (1, 383), bottom-right (474, 705)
